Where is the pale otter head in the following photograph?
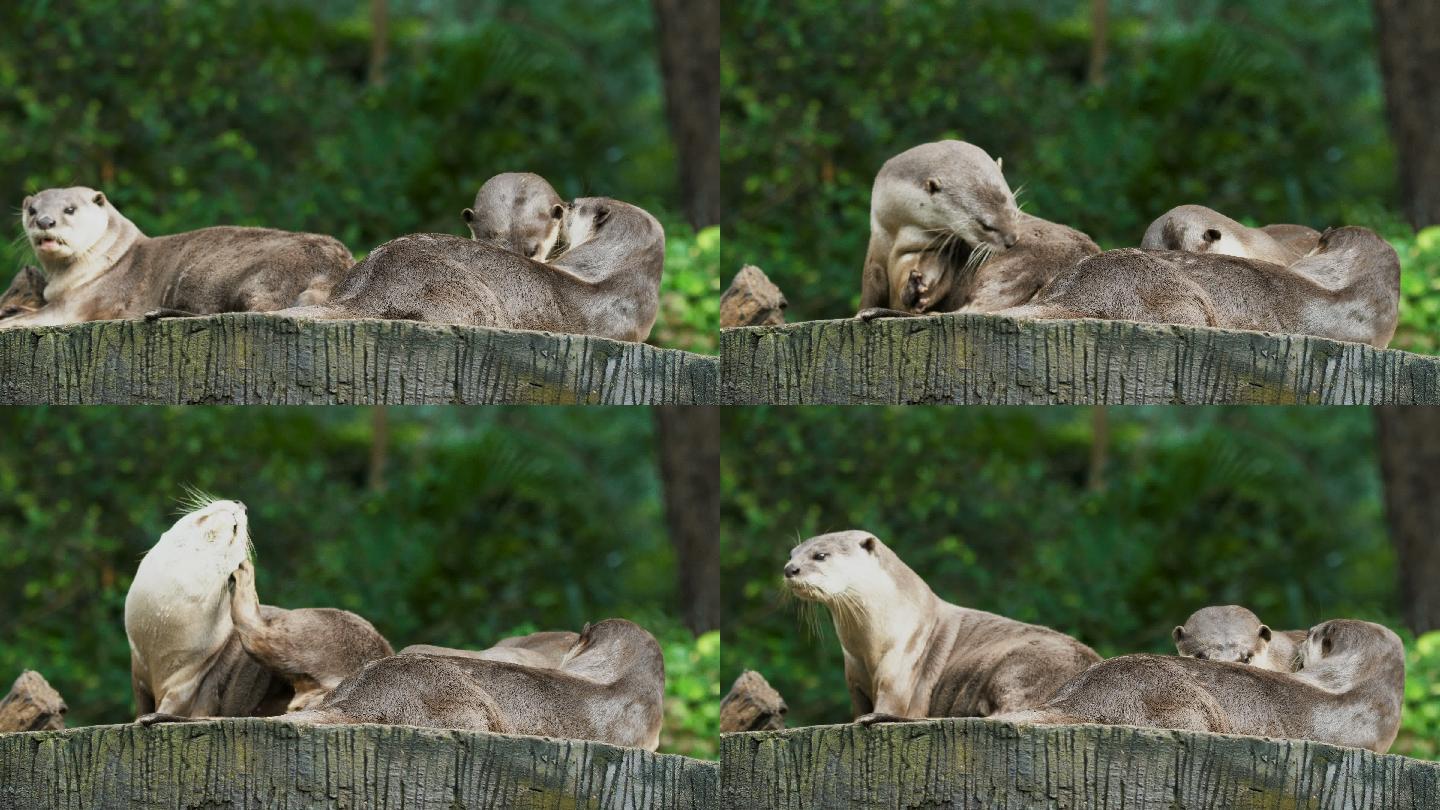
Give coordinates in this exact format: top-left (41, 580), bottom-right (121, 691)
top-left (1142, 205), bottom-right (1244, 255)
top-left (155, 498), bottom-right (252, 571)
top-left (1310, 226), bottom-right (1392, 260)
top-left (783, 530), bottom-right (884, 603)
top-left (21, 187), bottom-right (115, 268)
top-left (559, 619), bottom-right (663, 680)
top-left (877, 140), bottom-right (1021, 252)
top-left (1298, 619), bottom-right (1404, 687)
top-left (557, 197), bottom-right (616, 256)
top-left (1173, 605), bottom-right (1274, 665)
top-left (462, 172), bottom-right (567, 261)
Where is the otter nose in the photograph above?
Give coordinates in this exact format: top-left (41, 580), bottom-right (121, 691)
top-left (784, 563), bottom-right (801, 578)
top-left (35, 216), bottom-right (55, 230)
top-left (1003, 231), bottom-right (1018, 248)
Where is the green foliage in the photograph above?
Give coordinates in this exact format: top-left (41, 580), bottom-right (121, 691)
top-left (0, 407), bottom-right (717, 758)
top-left (0, 0), bottom-right (716, 347)
top-left (720, 407), bottom-right (1431, 757)
top-left (722, 0), bottom-right (1409, 328)
top-left (1399, 632), bottom-right (1440, 760)
top-left (660, 629), bottom-right (720, 758)
top-left (1394, 227), bottom-right (1440, 355)
top-left (655, 225), bottom-right (721, 353)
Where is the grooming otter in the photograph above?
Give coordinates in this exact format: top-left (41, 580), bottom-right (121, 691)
top-left (400, 630), bottom-right (579, 668)
top-left (463, 172), bottom-right (567, 261)
top-left (998, 619), bottom-right (1406, 753)
top-left (999, 226), bottom-right (1400, 348)
top-left (858, 141), bottom-right (1021, 315)
top-left (0, 187), bottom-right (353, 328)
top-left (0, 266), bottom-right (46, 319)
top-left (272, 619), bottom-right (666, 750)
top-left (784, 530), bottom-right (1099, 721)
top-left (1142, 205), bottom-right (1306, 265)
top-left (228, 558), bottom-right (393, 711)
top-left (1173, 605), bottom-right (1306, 673)
top-left (275, 197), bottom-right (665, 342)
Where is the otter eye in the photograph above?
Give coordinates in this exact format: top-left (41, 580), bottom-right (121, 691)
top-left (812, 552), bottom-right (828, 562)
top-left (63, 206), bottom-right (75, 215)
top-left (27, 207), bottom-right (36, 216)
top-left (980, 222), bottom-right (997, 232)
top-left (1194, 652), bottom-right (1207, 660)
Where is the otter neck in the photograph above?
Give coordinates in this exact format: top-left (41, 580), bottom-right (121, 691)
top-left (41, 214), bottom-right (144, 301)
top-left (826, 556), bottom-right (940, 666)
top-left (1289, 243), bottom-right (1363, 292)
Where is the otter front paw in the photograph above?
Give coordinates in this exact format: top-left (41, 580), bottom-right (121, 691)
top-left (136, 712), bottom-right (197, 726)
top-left (854, 712), bottom-right (912, 726)
top-left (856, 307), bottom-right (918, 322)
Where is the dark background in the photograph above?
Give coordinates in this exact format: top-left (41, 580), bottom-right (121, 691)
top-left (0, 0), bottom-right (719, 351)
top-left (722, 0), bottom-right (1440, 354)
top-left (721, 407), bottom-right (1440, 759)
top-left (0, 407), bottom-right (719, 758)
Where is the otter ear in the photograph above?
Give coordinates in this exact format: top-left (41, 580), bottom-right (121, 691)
top-left (1203, 228), bottom-right (1222, 242)
top-left (995, 157), bottom-right (1003, 172)
top-left (925, 178), bottom-right (941, 194)
top-left (462, 208), bottom-right (475, 223)
top-left (550, 203), bottom-right (565, 220)
top-left (860, 536), bottom-right (876, 553)
top-left (92, 191), bottom-right (106, 207)
top-left (594, 205), bottom-right (612, 228)
top-left (1258, 625), bottom-right (1272, 642)
top-left (1172, 626), bottom-right (1186, 643)
top-left (21, 195), bottom-right (31, 211)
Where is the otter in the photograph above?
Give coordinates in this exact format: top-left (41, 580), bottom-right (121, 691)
top-left (1142, 205), bottom-right (1304, 265)
top-left (1173, 605), bottom-right (1306, 673)
top-left (124, 499), bottom-right (289, 719)
top-left (260, 619), bottom-right (665, 750)
top-left (998, 619), bottom-right (1406, 754)
top-left (274, 197), bottom-right (665, 342)
top-left (0, 187), bottom-right (353, 328)
top-left (858, 141), bottom-right (1021, 315)
top-left (784, 530), bottom-right (1100, 722)
top-left (999, 227), bottom-right (1400, 348)
top-left (859, 211), bottom-right (1100, 319)
top-left (227, 558), bottom-right (394, 711)
top-left (400, 630), bottom-right (579, 668)
top-left (721, 264), bottom-right (787, 327)
top-left (0, 266), bottom-right (46, 319)
top-left (463, 172), bottom-right (567, 261)
top-left (1261, 223), bottom-right (1323, 255)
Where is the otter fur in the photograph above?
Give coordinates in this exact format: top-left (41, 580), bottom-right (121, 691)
top-left (999, 227), bottom-right (1400, 348)
top-left (275, 197), bottom-right (665, 342)
top-left (2, 187), bottom-right (353, 328)
top-left (1173, 605), bottom-right (1305, 673)
top-left (1142, 205), bottom-right (1306, 265)
top-left (0, 266), bottom-right (46, 319)
top-left (463, 172), bottom-right (567, 261)
top-left (400, 630), bottom-right (580, 668)
top-left (784, 530), bottom-right (1100, 721)
top-left (999, 619), bottom-right (1406, 754)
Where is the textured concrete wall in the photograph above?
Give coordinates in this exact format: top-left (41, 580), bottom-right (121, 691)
top-left (0, 314), bottom-right (718, 404)
top-left (721, 314), bottom-right (1440, 404)
top-left (722, 718), bottom-right (1440, 809)
top-left (0, 719), bottom-right (718, 809)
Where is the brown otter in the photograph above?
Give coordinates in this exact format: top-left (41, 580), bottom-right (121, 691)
top-left (1142, 205), bottom-right (1305, 265)
top-left (999, 226), bottom-right (1400, 348)
top-left (275, 197), bottom-right (665, 342)
top-left (227, 558), bottom-right (394, 711)
top-left (0, 187), bottom-right (353, 328)
top-left (267, 619), bottom-right (666, 750)
top-left (400, 630), bottom-right (580, 668)
top-left (859, 211), bottom-right (1100, 319)
top-left (721, 264), bottom-right (787, 327)
top-left (1261, 223), bottom-right (1323, 255)
top-left (859, 141), bottom-right (1021, 315)
top-left (783, 530), bottom-right (1100, 722)
top-left (998, 619), bottom-right (1406, 754)
top-left (463, 172), bottom-right (567, 261)
top-left (1173, 605), bottom-right (1305, 673)
top-left (0, 266), bottom-right (46, 319)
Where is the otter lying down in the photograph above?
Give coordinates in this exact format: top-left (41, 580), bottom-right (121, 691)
top-left (785, 530), bottom-right (1406, 753)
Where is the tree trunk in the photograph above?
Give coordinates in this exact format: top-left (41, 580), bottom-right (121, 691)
top-left (653, 406), bottom-right (720, 634)
top-left (723, 718), bottom-right (1440, 808)
top-left (0, 314), bottom-right (717, 405)
top-left (651, 0), bottom-right (720, 229)
top-left (719, 314), bottom-right (1440, 405)
top-left (0, 671), bottom-right (65, 732)
top-left (368, 0), bottom-right (389, 87)
top-left (1372, 0), bottom-right (1440, 229)
top-left (1374, 406), bottom-right (1440, 634)
top-left (1087, 0), bottom-right (1109, 87)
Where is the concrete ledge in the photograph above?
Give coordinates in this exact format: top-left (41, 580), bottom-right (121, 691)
top-left (0, 719), bottom-right (718, 809)
top-left (0, 314), bottom-right (718, 404)
top-left (721, 717), bottom-right (1440, 809)
top-left (720, 313), bottom-right (1440, 404)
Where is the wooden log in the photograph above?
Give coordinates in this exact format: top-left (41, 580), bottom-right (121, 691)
top-left (0, 671), bottom-right (65, 732)
top-left (0, 314), bottom-right (718, 405)
top-left (0, 718), bottom-right (718, 809)
top-left (721, 313), bottom-right (1440, 404)
top-left (721, 265), bottom-right (787, 328)
top-left (721, 718), bottom-right (1440, 809)
top-left (720, 670), bottom-right (787, 733)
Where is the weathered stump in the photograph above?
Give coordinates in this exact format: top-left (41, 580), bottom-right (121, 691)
top-left (0, 719), bottom-right (718, 809)
top-left (721, 265), bottom-right (787, 328)
top-left (0, 671), bottom-right (65, 732)
top-left (721, 314), bottom-right (1440, 404)
top-left (721, 718), bottom-right (1440, 809)
top-left (720, 670), bottom-right (787, 734)
top-left (0, 314), bottom-right (718, 404)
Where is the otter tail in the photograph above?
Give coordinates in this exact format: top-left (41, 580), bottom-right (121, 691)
top-left (990, 708), bottom-right (1081, 726)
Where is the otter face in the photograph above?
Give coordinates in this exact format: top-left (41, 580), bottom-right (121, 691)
top-left (464, 193), bottom-right (567, 261)
top-left (1172, 605), bottom-right (1270, 664)
top-left (22, 187), bottom-right (113, 265)
top-left (158, 499), bottom-right (252, 573)
top-left (559, 198), bottom-right (614, 255)
top-left (783, 531), bottom-right (879, 602)
top-left (922, 172), bottom-right (1020, 252)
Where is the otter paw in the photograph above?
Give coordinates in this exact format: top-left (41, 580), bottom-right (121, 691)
top-left (857, 307), bottom-right (916, 322)
top-left (854, 712), bottom-right (912, 726)
top-left (136, 712), bottom-right (195, 726)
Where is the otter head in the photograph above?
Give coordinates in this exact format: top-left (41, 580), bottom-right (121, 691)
top-left (783, 530), bottom-right (885, 604)
top-left (1298, 619), bottom-right (1403, 682)
top-left (1143, 205), bottom-right (1242, 255)
top-left (21, 187), bottom-right (115, 269)
top-left (880, 141), bottom-right (1021, 252)
top-left (462, 172), bottom-right (567, 261)
top-left (0, 266), bottom-right (46, 318)
top-left (1172, 605), bottom-right (1273, 665)
top-left (559, 618), bottom-right (663, 681)
top-left (156, 498), bottom-right (253, 574)
top-left (557, 197), bottom-right (617, 257)
top-left (1312, 226), bottom-right (1391, 259)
